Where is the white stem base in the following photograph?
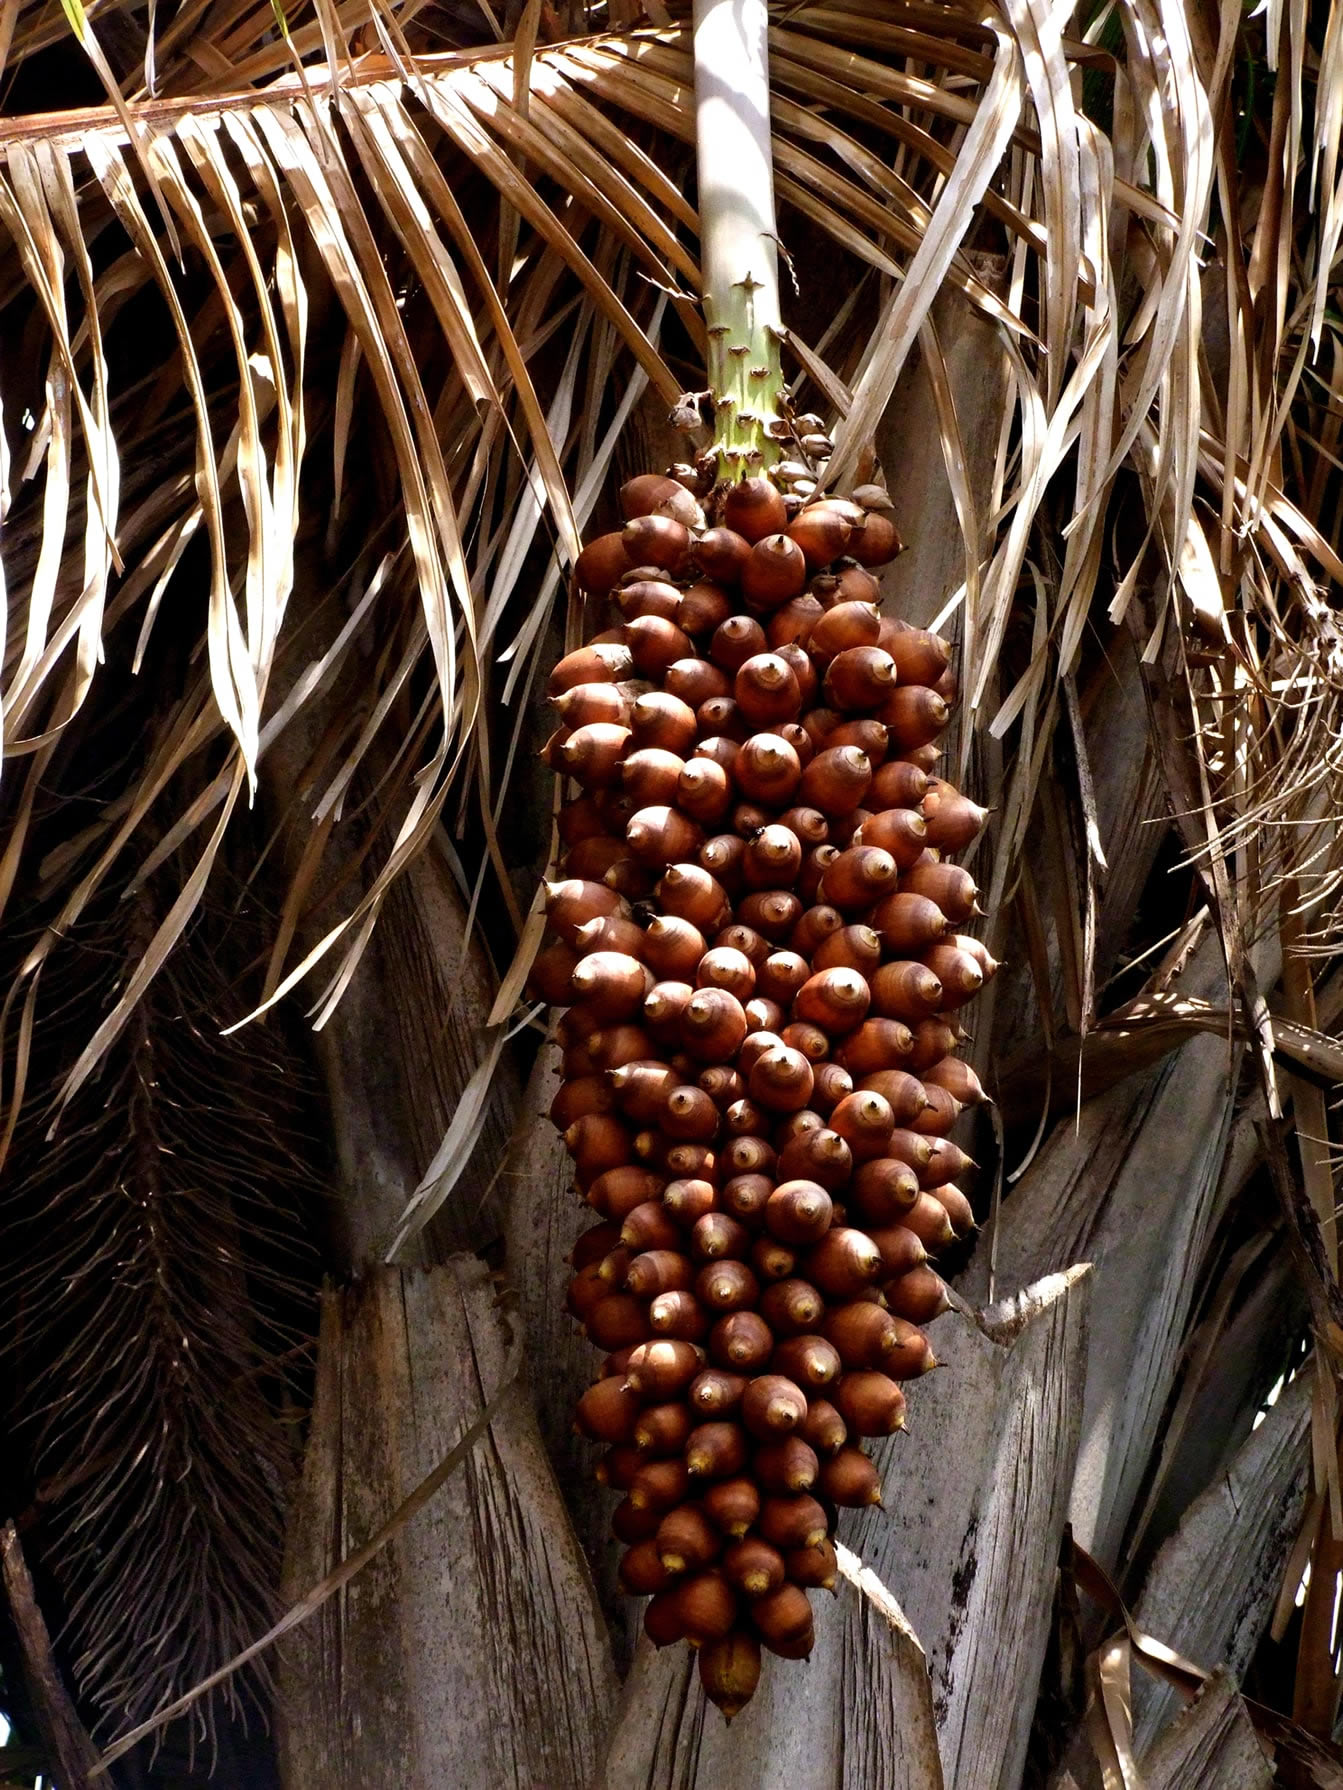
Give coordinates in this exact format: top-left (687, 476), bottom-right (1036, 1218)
top-left (693, 0), bottom-right (786, 476)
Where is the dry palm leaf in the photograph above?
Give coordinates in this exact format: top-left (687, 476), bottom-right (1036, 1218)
top-left (0, 0), bottom-right (1250, 1114)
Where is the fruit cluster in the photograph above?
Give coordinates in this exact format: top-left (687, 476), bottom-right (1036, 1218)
top-left (532, 469), bottom-right (992, 1717)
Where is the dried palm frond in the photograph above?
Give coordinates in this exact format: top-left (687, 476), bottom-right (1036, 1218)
top-left (0, 0), bottom-right (1216, 1114)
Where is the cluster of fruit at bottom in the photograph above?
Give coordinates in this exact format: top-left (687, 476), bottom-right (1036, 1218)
top-left (531, 469), bottom-right (993, 1716)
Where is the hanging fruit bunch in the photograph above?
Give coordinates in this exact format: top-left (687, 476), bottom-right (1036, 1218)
top-left (531, 446), bottom-right (994, 1718)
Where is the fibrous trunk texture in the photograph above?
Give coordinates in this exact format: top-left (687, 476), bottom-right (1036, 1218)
top-left (276, 1259), bottom-right (617, 1788)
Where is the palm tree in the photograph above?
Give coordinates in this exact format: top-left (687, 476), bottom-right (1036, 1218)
top-left (0, 0), bottom-right (1340, 1783)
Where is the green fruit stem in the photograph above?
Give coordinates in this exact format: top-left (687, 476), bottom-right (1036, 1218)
top-left (693, 0), bottom-right (787, 479)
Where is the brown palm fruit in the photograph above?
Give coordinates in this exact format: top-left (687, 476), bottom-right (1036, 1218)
top-left (656, 1505), bottom-right (721, 1575)
top-left (574, 916), bottom-right (648, 966)
top-left (812, 923), bottom-right (883, 976)
top-left (575, 1375), bottom-right (642, 1444)
top-left (812, 1061), bottom-right (855, 1114)
top-left (805, 1227), bottom-right (884, 1297)
top-left (743, 824), bottom-right (803, 888)
top-left (724, 1536), bottom-right (788, 1597)
top-left (570, 1220), bottom-right (623, 1269)
top-left (662, 1177), bottom-right (718, 1226)
top-left (629, 1458), bottom-right (691, 1511)
top-left (747, 996), bottom-right (789, 1035)
top-left (768, 595), bottom-right (825, 648)
top-left (613, 1497), bottom-right (662, 1544)
top-left (921, 777), bottom-right (989, 852)
top-left (619, 1539), bottom-right (675, 1595)
top-left (850, 1156), bottom-right (921, 1223)
top-left (879, 684), bottom-right (950, 749)
top-left (826, 718), bottom-right (888, 760)
top-left (586, 1165), bottom-right (665, 1222)
top-left (544, 466), bottom-right (989, 1715)
top-left (764, 1179), bottom-right (833, 1244)
top-left (700, 831), bottom-right (748, 890)
top-left (554, 681), bottom-right (633, 730)
top-left (648, 1289), bottom-right (709, 1340)
top-left (710, 1311), bottom-right (774, 1370)
top-left (623, 1338), bottom-right (703, 1398)
top-left (853, 806), bottom-right (928, 867)
top-left (793, 966), bottom-right (871, 1034)
top-left (908, 1018), bottom-right (964, 1073)
top-left (799, 744), bottom-right (871, 814)
top-left (752, 1235), bottom-right (798, 1281)
top-left (747, 1043), bottom-right (814, 1111)
top-left (620, 1200), bottom-right (682, 1253)
top-left (786, 1538), bottom-right (839, 1591)
top-left (790, 903), bottom-right (843, 955)
top-left (776, 1126), bottom-right (852, 1190)
top-left (634, 1402), bottom-right (695, 1456)
top-left (757, 948), bottom-right (813, 1003)
top-left (741, 534), bottom-right (808, 607)
top-left (924, 1055), bottom-right (988, 1107)
top-left (643, 1589), bottom-right (687, 1647)
top-left (697, 1260), bottom-right (761, 1313)
top-left (762, 1620), bottom-right (817, 1661)
top-left (913, 1083), bottom-right (965, 1136)
top-left (566, 1264), bottom-right (611, 1324)
top-left (721, 1172), bottom-right (772, 1226)
top-left (902, 1191), bottom-right (957, 1250)
top-left (699, 1061), bottom-right (748, 1103)
top-left (869, 892), bottom-right (948, 955)
top-left (692, 1212), bottom-right (752, 1262)
top-left (807, 600), bottom-right (880, 661)
top-left (849, 512), bottom-right (902, 567)
top-left (585, 1293), bottom-right (651, 1350)
top-left (675, 1571), bottom-right (739, 1644)
top-left (548, 638), bottom-right (633, 695)
top-left (545, 877), bottom-right (630, 941)
top-left (626, 1249), bottom-right (695, 1298)
top-left (753, 1435), bottom-right (821, 1493)
top-left (751, 1582), bottom-right (817, 1655)
top-left (820, 1446), bottom-right (883, 1507)
top-left (702, 1477), bottom-right (762, 1537)
top-left (780, 1019), bottom-right (830, 1062)
top-left (829, 1091), bottom-right (896, 1161)
top-left (760, 1277), bottom-right (825, 1336)
top-left (824, 645), bottom-right (897, 710)
top-left (789, 504), bottom-right (854, 568)
top-left (740, 1374), bottom-right (809, 1438)
top-left (690, 1368), bottom-right (748, 1417)
top-left (618, 579), bottom-right (684, 625)
top-left (530, 939), bottom-right (581, 1006)
top-left (595, 1244), bottom-right (634, 1290)
top-left (724, 476), bottom-right (787, 542)
top-left (699, 1632), bottom-right (762, 1718)
top-left (757, 1494), bottom-right (829, 1551)
top-left (868, 1224), bottom-right (929, 1283)
top-left (822, 1301), bottom-right (905, 1370)
top-left (834, 1371), bottom-right (907, 1436)
top-left (886, 1263), bottom-right (952, 1323)
top-left (929, 1183), bottom-right (976, 1234)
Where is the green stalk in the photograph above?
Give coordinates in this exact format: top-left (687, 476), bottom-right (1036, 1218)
top-left (692, 0), bottom-right (787, 480)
